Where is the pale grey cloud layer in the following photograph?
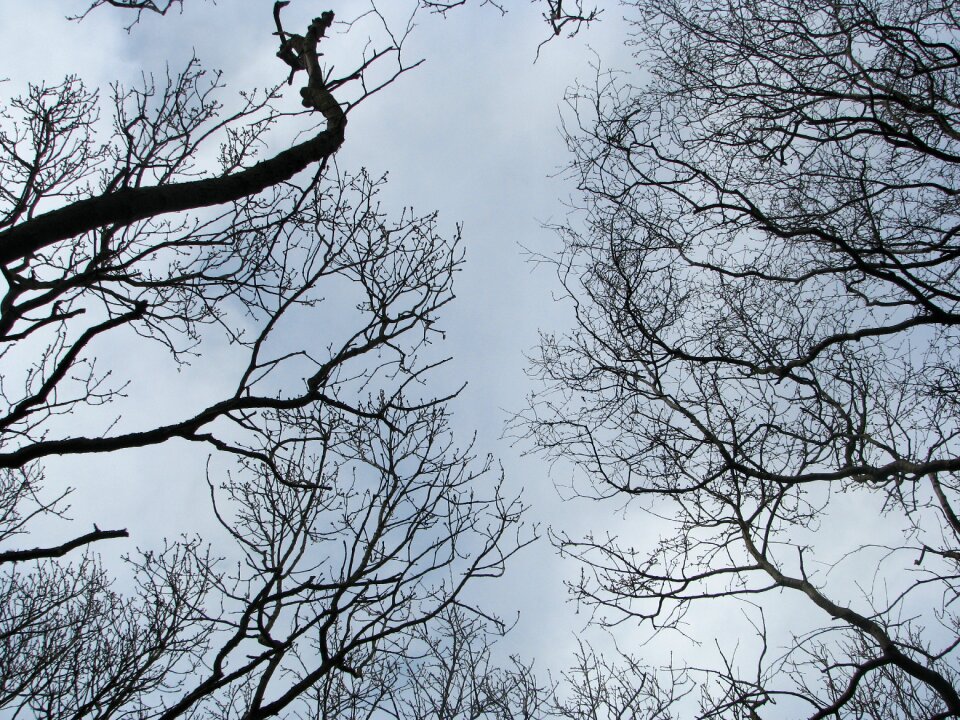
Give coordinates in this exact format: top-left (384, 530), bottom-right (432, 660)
top-left (0, 0), bottom-right (633, 673)
top-left (2, 4), bottom-right (917, 708)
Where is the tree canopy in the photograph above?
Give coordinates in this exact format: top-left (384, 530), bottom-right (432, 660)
top-left (5, 0), bottom-right (960, 718)
top-left (527, 0), bottom-right (960, 715)
top-left (0, 3), bottom-right (536, 718)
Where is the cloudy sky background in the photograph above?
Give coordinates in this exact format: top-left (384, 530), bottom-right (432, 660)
top-left (0, 0), bottom-right (902, 700)
top-left (0, 0), bottom-right (641, 668)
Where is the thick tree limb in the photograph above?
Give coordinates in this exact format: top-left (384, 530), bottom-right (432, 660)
top-left (0, 7), bottom-right (344, 268)
top-left (0, 527), bottom-right (128, 564)
top-left (0, 387), bottom-right (380, 469)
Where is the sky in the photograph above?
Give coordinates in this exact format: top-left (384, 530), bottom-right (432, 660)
top-left (0, 1), bottom-right (920, 708)
top-left (0, 0), bottom-right (644, 676)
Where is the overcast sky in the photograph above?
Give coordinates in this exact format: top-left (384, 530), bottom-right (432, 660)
top-left (0, 0), bottom-right (645, 671)
top-left (1, 2), bottom-right (902, 700)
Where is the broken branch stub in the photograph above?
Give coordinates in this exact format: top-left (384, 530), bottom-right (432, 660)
top-left (274, 5), bottom-right (344, 127)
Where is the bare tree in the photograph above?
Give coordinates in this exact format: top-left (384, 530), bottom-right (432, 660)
top-left (550, 642), bottom-right (690, 720)
top-left (526, 0), bottom-right (960, 716)
top-left (0, 2), bottom-right (540, 718)
top-left (300, 604), bottom-right (552, 720)
top-left (69, 0), bottom-right (204, 28)
top-left (417, 0), bottom-right (598, 55)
